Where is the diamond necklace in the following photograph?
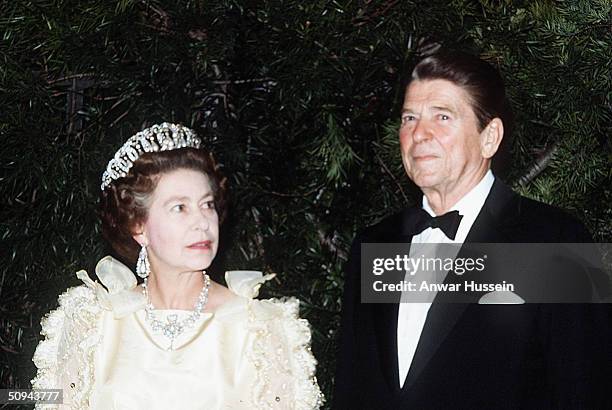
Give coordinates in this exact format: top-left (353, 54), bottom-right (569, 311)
top-left (142, 272), bottom-right (211, 350)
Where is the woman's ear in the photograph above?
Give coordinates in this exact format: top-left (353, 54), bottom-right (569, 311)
top-left (132, 224), bottom-right (147, 247)
top-left (479, 118), bottom-right (504, 159)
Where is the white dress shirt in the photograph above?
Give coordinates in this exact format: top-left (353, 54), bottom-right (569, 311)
top-left (397, 170), bottom-right (495, 388)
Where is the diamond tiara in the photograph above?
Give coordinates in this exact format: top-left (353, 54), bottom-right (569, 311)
top-left (101, 122), bottom-right (201, 191)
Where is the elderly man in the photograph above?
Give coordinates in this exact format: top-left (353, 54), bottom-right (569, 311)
top-left (333, 51), bottom-right (610, 409)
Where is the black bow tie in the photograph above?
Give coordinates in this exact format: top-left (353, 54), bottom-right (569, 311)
top-left (414, 209), bottom-right (464, 240)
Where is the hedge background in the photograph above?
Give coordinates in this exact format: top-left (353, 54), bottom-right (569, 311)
top-left (1, 0), bottom-right (610, 407)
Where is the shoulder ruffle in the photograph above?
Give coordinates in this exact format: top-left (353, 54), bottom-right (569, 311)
top-left (78, 256), bottom-right (146, 318)
top-left (247, 297), bottom-right (324, 409)
top-left (225, 270), bottom-right (276, 299)
top-left (31, 284), bottom-right (105, 409)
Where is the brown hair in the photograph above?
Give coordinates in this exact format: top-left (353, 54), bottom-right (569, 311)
top-left (100, 148), bottom-right (227, 263)
top-left (409, 51), bottom-right (514, 174)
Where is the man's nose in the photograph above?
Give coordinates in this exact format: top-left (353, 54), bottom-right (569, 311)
top-left (412, 119), bottom-right (430, 143)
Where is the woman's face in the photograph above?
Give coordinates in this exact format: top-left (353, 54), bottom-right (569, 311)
top-left (135, 168), bottom-right (219, 276)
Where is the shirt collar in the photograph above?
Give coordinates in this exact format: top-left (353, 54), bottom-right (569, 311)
top-left (422, 170), bottom-right (494, 217)
top-left (421, 170), bottom-right (495, 242)
top-left (423, 170), bottom-right (495, 243)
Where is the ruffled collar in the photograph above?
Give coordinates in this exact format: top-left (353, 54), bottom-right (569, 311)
top-left (76, 256), bottom-right (275, 319)
top-left (224, 270), bottom-right (276, 299)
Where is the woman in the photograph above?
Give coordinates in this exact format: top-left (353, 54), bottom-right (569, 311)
top-left (32, 122), bottom-right (323, 409)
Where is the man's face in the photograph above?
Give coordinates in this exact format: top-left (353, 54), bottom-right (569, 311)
top-left (399, 79), bottom-right (488, 195)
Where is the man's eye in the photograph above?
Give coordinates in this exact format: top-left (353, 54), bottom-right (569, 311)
top-left (401, 115), bottom-right (416, 124)
top-left (439, 114), bottom-right (450, 121)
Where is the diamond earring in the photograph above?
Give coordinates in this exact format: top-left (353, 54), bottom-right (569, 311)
top-left (136, 244), bottom-right (151, 279)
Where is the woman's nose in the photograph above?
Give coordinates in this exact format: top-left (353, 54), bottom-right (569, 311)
top-left (194, 211), bottom-right (210, 231)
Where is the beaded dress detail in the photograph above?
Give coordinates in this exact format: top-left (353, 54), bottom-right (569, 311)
top-left (32, 256), bottom-right (323, 409)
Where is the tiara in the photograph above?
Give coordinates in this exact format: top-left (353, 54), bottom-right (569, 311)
top-left (101, 122), bottom-right (201, 191)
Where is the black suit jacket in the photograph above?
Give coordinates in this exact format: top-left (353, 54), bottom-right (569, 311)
top-left (333, 179), bottom-right (611, 410)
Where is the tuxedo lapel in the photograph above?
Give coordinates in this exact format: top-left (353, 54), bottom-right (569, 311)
top-left (372, 207), bottom-right (429, 393)
top-left (373, 300), bottom-right (401, 392)
top-left (464, 179), bottom-right (519, 244)
top-left (400, 179), bottom-right (521, 392)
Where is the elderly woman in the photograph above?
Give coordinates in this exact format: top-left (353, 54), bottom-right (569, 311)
top-left (32, 123), bottom-right (323, 409)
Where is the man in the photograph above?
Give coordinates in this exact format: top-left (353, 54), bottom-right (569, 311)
top-left (333, 51), bottom-right (610, 409)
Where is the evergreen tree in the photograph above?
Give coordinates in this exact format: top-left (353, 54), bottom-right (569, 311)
top-left (1, 1), bottom-right (610, 405)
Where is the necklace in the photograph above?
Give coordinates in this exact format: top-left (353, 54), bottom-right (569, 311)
top-left (142, 272), bottom-right (211, 350)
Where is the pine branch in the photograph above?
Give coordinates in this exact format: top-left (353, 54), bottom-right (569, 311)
top-left (517, 142), bottom-right (560, 188)
top-left (375, 151), bottom-right (408, 203)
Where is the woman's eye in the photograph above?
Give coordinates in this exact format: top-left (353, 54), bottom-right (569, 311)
top-left (202, 201), bottom-right (215, 210)
top-left (171, 204), bottom-right (186, 213)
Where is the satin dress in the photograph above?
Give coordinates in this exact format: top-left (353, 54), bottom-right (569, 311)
top-left (32, 256), bottom-right (323, 409)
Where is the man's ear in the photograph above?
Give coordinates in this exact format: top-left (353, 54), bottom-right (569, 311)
top-left (480, 118), bottom-right (504, 159)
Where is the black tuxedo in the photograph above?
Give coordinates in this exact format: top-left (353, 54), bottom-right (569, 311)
top-left (333, 179), bottom-right (611, 409)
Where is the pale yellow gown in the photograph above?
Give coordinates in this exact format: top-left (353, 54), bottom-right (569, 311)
top-left (32, 257), bottom-right (323, 409)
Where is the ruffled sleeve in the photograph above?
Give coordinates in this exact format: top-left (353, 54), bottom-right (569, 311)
top-left (31, 285), bottom-right (104, 409)
top-left (31, 256), bottom-right (145, 409)
top-left (226, 271), bottom-right (324, 409)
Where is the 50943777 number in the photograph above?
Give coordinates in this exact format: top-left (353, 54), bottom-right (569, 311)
top-left (1, 389), bottom-right (63, 404)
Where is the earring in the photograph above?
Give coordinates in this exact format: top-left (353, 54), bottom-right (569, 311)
top-left (136, 244), bottom-right (150, 279)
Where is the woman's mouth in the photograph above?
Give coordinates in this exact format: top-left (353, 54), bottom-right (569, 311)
top-left (187, 240), bottom-right (212, 250)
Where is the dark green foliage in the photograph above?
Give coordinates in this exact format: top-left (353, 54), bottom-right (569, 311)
top-left (1, 0), bottom-right (610, 406)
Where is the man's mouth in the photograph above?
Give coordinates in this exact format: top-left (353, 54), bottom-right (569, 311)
top-left (413, 155), bottom-right (438, 161)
